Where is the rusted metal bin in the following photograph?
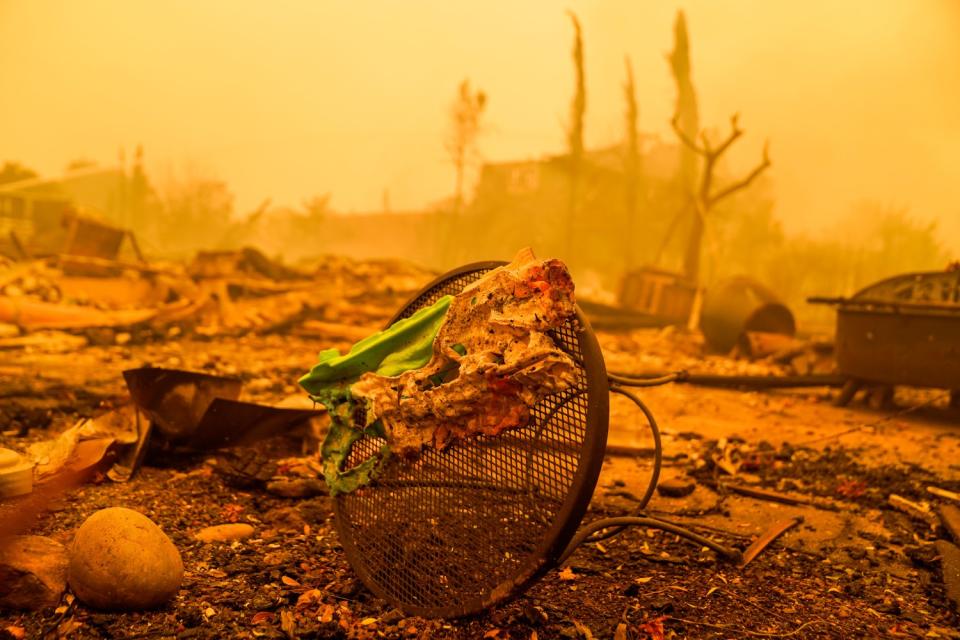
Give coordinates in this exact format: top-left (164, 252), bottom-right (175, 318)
top-left (810, 269), bottom-right (960, 392)
top-left (700, 276), bottom-right (796, 353)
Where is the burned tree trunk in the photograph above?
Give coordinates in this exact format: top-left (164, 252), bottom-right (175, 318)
top-left (565, 11), bottom-right (586, 260)
top-left (667, 10), bottom-right (770, 286)
top-left (669, 10), bottom-right (699, 196)
top-left (668, 11), bottom-right (701, 279)
top-left (445, 79), bottom-right (487, 214)
top-left (623, 56), bottom-right (641, 272)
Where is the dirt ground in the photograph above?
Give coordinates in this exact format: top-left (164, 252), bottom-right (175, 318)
top-left (1, 321), bottom-right (959, 639)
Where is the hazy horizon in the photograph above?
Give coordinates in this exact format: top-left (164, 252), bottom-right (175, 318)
top-left (1, 0), bottom-right (958, 251)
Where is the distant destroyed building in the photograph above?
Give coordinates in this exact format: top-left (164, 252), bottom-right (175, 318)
top-left (0, 164), bottom-right (146, 261)
top-left (465, 137), bottom-right (688, 270)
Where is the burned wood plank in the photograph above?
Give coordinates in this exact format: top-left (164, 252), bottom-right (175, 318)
top-left (720, 483), bottom-right (812, 506)
top-left (738, 517), bottom-right (802, 569)
top-left (889, 493), bottom-right (938, 526)
top-left (935, 540), bottom-right (960, 611)
top-left (940, 504), bottom-right (960, 544)
top-left (928, 486), bottom-right (960, 503)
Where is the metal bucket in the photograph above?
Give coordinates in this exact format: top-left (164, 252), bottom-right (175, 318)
top-left (700, 276), bottom-right (796, 353)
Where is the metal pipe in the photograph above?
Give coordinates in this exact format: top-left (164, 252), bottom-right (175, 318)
top-left (610, 370), bottom-right (846, 389)
top-left (561, 516), bottom-right (742, 564)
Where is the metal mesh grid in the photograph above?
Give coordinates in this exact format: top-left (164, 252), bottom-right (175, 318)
top-left (335, 265), bottom-right (603, 616)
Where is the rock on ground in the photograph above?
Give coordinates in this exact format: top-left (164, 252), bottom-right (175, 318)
top-left (68, 507), bottom-right (183, 610)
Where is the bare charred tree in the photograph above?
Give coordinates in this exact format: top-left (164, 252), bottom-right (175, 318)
top-left (664, 9), bottom-right (770, 286)
top-left (565, 10), bottom-right (586, 259)
top-left (671, 113), bottom-right (772, 282)
top-left (669, 11), bottom-right (699, 199)
top-left (445, 79), bottom-right (486, 213)
top-left (623, 55), bottom-right (641, 271)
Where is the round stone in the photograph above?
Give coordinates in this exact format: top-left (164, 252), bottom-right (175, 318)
top-left (68, 507), bottom-right (183, 610)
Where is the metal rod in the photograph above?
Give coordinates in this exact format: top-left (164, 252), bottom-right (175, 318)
top-left (569, 382), bottom-right (741, 564)
top-left (560, 516), bottom-right (742, 564)
top-left (610, 370), bottom-right (846, 389)
top-left (808, 296), bottom-right (960, 314)
top-left (608, 372), bottom-right (684, 387)
top-left (583, 384), bottom-right (662, 544)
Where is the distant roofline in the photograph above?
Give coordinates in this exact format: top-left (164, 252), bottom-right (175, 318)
top-left (0, 165), bottom-right (123, 194)
top-left (480, 132), bottom-right (669, 170)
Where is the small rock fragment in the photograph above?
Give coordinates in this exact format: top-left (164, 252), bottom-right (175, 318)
top-left (266, 478), bottom-right (326, 498)
top-left (657, 477), bottom-right (696, 498)
top-left (0, 536), bottom-right (68, 610)
top-left (68, 507), bottom-right (183, 610)
top-left (195, 523), bottom-right (256, 543)
top-left (935, 540), bottom-right (960, 611)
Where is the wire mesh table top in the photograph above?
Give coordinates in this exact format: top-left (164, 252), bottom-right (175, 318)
top-left (334, 261), bottom-right (609, 618)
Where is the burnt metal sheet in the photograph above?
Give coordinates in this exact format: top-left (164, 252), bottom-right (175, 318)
top-left (834, 310), bottom-right (960, 389)
top-left (122, 367), bottom-right (243, 442)
top-left (123, 367), bottom-right (324, 450)
top-left (810, 269), bottom-right (960, 391)
top-left (186, 398), bottom-right (323, 450)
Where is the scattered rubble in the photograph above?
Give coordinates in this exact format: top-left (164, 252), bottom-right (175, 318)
top-left (1, 250), bottom-right (959, 636)
top-left (0, 248), bottom-right (435, 346)
top-left (68, 507), bottom-right (183, 610)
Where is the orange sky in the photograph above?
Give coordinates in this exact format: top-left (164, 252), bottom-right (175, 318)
top-left (1, 1), bottom-right (958, 250)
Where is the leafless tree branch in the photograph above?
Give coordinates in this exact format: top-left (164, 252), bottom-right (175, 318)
top-left (709, 113), bottom-right (743, 158)
top-left (708, 139), bottom-right (772, 207)
top-left (671, 115), bottom-right (706, 155)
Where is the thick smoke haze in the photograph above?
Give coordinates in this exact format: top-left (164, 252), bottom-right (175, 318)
top-left (1, 0), bottom-right (958, 250)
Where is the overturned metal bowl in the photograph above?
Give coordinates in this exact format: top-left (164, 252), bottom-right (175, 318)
top-left (333, 261), bottom-right (609, 618)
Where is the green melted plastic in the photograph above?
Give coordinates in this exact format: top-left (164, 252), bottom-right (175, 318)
top-left (299, 295), bottom-right (453, 495)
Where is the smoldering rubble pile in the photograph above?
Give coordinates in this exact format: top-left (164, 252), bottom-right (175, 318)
top-left (0, 248), bottom-right (434, 350)
top-left (600, 324), bottom-right (836, 381)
